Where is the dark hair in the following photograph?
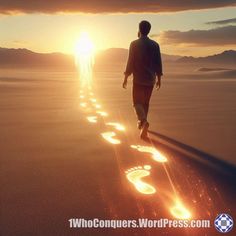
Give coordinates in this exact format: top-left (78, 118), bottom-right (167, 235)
top-left (139, 20), bottom-right (151, 36)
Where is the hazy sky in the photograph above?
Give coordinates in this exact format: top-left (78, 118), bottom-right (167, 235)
top-left (0, 4), bottom-right (236, 56)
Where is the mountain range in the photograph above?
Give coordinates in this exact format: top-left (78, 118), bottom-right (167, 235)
top-left (176, 50), bottom-right (236, 65)
top-left (0, 48), bottom-right (74, 68)
top-left (0, 47), bottom-right (235, 68)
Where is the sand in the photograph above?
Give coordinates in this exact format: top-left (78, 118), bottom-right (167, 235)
top-left (0, 67), bottom-right (236, 235)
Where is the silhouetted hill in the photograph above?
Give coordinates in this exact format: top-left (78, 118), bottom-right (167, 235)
top-left (1, 47), bottom-right (235, 68)
top-left (0, 47), bottom-right (181, 68)
top-left (95, 48), bottom-right (181, 63)
top-left (176, 50), bottom-right (236, 65)
top-left (0, 48), bottom-right (75, 68)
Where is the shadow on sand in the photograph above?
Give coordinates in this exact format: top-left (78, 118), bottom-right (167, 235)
top-left (147, 130), bottom-right (236, 180)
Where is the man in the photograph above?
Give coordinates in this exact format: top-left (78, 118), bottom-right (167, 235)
top-left (122, 20), bottom-right (163, 139)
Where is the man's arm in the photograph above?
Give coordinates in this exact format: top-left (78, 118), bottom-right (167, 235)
top-left (156, 74), bottom-right (162, 90)
top-left (123, 42), bottom-right (134, 89)
top-left (155, 44), bottom-right (163, 90)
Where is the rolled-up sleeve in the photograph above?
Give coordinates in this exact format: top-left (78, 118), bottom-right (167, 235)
top-left (124, 42), bottom-right (134, 76)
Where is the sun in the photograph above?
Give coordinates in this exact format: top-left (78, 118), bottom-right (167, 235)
top-left (75, 32), bottom-right (95, 57)
top-left (74, 32), bottom-right (95, 88)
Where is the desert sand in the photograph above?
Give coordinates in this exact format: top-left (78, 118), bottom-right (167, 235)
top-left (1, 66), bottom-right (236, 235)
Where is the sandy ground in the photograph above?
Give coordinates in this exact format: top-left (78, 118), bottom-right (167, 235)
top-left (0, 68), bottom-right (236, 236)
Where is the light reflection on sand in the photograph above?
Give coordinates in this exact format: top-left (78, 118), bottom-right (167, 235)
top-left (170, 199), bottom-right (191, 219)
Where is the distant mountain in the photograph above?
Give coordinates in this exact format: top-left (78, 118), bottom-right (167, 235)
top-left (176, 50), bottom-right (236, 65)
top-left (95, 48), bottom-right (181, 63)
top-left (0, 48), bottom-right (75, 68)
top-left (0, 47), bottom-right (235, 68)
top-left (95, 48), bottom-right (127, 64)
top-left (197, 67), bottom-right (232, 72)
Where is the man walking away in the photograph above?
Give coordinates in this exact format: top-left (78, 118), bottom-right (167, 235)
top-left (122, 20), bottom-right (163, 139)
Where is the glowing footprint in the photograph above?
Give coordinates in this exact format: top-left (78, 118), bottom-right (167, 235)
top-left (90, 98), bottom-right (97, 103)
top-left (87, 116), bottom-right (97, 123)
top-left (80, 95), bottom-right (85, 99)
top-left (80, 102), bottom-right (87, 108)
top-left (106, 122), bottom-right (125, 131)
top-left (94, 104), bottom-right (101, 109)
top-left (130, 145), bottom-right (167, 163)
top-left (126, 165), bottom-right (156, 195)
top-left (101, 131), bottom-right (121, 144)
top-left (96, 111), bottom-right (108, 117)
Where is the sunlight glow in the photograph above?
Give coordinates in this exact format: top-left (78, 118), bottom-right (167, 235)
top-left (130, 145), bottom-right (168, 162)
top-left (75, 32), bottom-right (94, 56)
top-left (170, 200), bottom-right (191, 219)
top-left (75, 32), bottom-right (95, 88)
top-left (101, 131), bottom-right (121, 144)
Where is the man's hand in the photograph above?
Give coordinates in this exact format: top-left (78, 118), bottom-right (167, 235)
top-left (123, 80), bottom-right (127, 89)
top-left (155, 75), bottom-right (162, 90)
top-left (122, 75), bottom-right (128, 89)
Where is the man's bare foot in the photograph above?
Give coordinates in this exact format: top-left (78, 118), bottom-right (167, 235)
top-left (140, 121), bottom-right (149, 139)
top-left (137, 120), bottom-right (142, 130)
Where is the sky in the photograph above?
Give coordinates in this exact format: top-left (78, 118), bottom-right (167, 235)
top-left (0, 1), bottom-right (236, 56)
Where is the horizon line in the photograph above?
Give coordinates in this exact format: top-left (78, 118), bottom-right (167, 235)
top-left (1, 46), bottom-right (235, 58)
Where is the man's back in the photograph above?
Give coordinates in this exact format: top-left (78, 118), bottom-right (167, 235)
top-left (123, 20), bottom-right (163, 139)
top-left (125, 36), bottom-right (162, 86)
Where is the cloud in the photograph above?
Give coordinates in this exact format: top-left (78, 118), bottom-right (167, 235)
top-left (155, 26), bottom-right (236, 46)
top-left (0, 0), bottom-right (236, 14)
top-left (206, 17), bottom-right (236, 25)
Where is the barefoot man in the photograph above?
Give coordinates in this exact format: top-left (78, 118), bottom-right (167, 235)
top-left (122, 20), bottom-right (163, 139)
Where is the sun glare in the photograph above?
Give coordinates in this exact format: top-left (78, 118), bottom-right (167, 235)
top-left (75, 32), bottom-right (95, 57)
top-left (75, 32), bottom-right (95, 88)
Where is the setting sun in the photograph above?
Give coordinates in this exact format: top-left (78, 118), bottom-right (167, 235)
top-left (75, 32), bottom-right (95, 87)
top-left (75, 32), bottom-right (95, 56)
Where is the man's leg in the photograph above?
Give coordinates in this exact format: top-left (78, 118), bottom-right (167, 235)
top-left (132, 84), bottom-right (153, 139)
top-left (132, 83), bottom-right (146, 128)
top-left (139, 85), bottom-right (153, 139)
top-left (143, 85), bottom-right (154, 119)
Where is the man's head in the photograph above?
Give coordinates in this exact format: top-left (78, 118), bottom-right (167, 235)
top-left (139, 20), bottom-right (151, 36)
